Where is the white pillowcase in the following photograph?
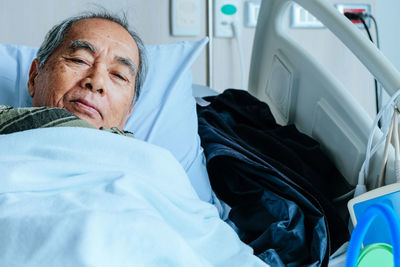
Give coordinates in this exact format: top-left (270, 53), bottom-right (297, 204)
top-left (0, 38), bottom-right (213, 203)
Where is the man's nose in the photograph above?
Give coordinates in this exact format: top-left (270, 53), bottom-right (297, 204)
top-left (81, 66), bottom-right (106, 94)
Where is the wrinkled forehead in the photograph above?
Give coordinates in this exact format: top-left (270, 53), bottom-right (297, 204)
top-left (65, 18), bottom-right (139, 64)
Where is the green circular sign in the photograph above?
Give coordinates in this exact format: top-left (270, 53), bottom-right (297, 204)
top-left (221, 4), bottom-right (237, 15)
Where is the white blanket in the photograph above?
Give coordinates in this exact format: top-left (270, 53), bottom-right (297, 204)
top-left (0, 128), bottom-right (267, 267)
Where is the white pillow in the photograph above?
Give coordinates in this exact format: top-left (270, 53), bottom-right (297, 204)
top-left (0, 38), bottom-right (213, 203)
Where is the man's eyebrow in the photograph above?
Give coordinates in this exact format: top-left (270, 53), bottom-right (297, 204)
top-left (115, 56), bottom-right (137, 76)
top-left (68, 40), bottom-right (136, 76)
top-left (68, 40), bottom-right (96, 54)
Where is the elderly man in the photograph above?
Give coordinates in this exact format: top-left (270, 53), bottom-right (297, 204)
top-left (0, 11), bottom-right (268, 267)
top-left (0, 12), bottom-right (146, 134)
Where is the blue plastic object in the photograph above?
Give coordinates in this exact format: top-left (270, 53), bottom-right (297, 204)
top-left (353, 190), bottom-right (400, 246)
top-left (346, 203), bottom-right (400, 267)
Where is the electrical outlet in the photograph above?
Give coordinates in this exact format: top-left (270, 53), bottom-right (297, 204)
top-left (214, 0), bottom-right (240, 38)
top-left (171, 0), bottom-right (201, 36)
top-left (245, 1), bottom-right (260, 28)
top-left (336, 4), bottom-right (371, 28)
top-left (291, 3), bottom-right (324, 28)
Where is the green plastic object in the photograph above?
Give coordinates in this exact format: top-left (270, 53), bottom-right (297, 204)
top-left (221, 4), bottom-right (237, 15)
top-left (357, 243), bottom-right (393, 267)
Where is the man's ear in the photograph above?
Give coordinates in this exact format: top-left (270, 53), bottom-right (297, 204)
top-left (28, 59), bottom-right (40, 98)
top-left (120, 104), bottom-right (135, 130)
top-left (128, 104), bottom-right (134, 116)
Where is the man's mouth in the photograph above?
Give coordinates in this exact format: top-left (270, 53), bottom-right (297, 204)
top-left (70, 99), bottom-right (101, 118)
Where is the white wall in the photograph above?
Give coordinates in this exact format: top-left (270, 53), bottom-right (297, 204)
top-left (0, 0), bottom-right (397, 118)
top-left (0, 0), bottom-right (207, 86)
top-left (0, 0), bottom-right (257, 92)
top-left (375, 0), bottom-right (400, 109)
top-left (376, 0), bottom-right (400, 72)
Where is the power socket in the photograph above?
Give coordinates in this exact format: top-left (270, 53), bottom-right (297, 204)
top-left (291, 3), bottom-right (324, 28)
top-left (336, 4), bottom-right (371, 28)
top-left (214, 0), bottom-right (241, 38)
top-left (245, 1), bottom-right (260, 28)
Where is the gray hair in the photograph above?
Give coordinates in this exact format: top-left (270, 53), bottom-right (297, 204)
top-left (36, 11), bottom-right (147, 104)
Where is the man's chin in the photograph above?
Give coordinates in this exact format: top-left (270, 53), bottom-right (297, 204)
top-left (71, 113), bottom-right (102, 129)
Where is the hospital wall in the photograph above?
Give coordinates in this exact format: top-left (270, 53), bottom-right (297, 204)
top-left (0, 0), bottom-right (397, 118)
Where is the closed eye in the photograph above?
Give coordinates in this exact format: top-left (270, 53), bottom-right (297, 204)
top-left (112, 73), bottom-right (127, 81)
top-left (67, 57), bottom-right (87, 64)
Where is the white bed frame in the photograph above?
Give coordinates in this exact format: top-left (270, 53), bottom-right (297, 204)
top-left (247, 0), bottom-right (400, 189)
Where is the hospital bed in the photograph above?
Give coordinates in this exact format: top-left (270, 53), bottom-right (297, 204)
top-left (0, 0), bottom-right (399, 266)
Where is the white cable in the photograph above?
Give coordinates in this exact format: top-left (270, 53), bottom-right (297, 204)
top-left (355, 89), bottom-right (400, 197)
top-left (359, 101), bottom-right (393, 184)
top-left (363, 107), bottom-right (394, 179)
top-left (362, 91), bottom-right (400, 179)
top-left (394, 109), bottom-right (400, 181)
top-left (377, 114), bottom-right (395, 187)
top-left (231, 22), bottom-right (246, 90)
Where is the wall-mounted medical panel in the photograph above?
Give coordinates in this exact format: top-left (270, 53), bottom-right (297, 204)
top-left (171, 0), bottom-right (202, 36)
top-left (214, 0), bottom-right (241, 38)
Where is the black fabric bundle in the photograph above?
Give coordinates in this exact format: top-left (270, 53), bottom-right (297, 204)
top-left (197, 89), bottom-right (353, 266)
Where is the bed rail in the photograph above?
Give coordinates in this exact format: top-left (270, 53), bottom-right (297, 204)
top-left (248, 0), bottom-right (399, 188)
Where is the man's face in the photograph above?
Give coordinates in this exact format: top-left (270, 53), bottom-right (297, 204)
top-left (28, 18), bottom-right (140, 130)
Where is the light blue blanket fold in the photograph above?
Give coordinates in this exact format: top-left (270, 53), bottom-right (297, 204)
top-left (0, 127), bottom-right (267, 267)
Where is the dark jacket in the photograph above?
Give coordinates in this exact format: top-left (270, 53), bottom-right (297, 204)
top-left (197, 89), bottom-right (353, 266)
